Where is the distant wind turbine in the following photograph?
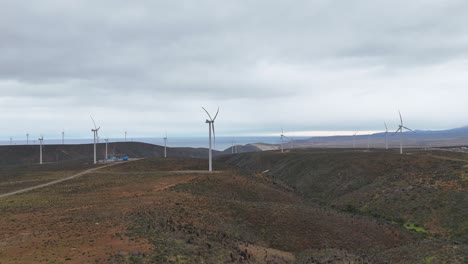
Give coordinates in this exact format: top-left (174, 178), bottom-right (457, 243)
top-left (231, 138), bottom-right (235, 154)
top-left (367, 134), bottom-right (370, 150)
top-left (39, 135), bottom-right (44, 165)
top-left (395, 111), bottom-right (413, 154)
top-left (91, 116), bottom-right (101, 164)
top-left (202, 107), bottom-right (219, 172)
top-left (104, 138), bottom-right (109, 161)
top-left (124, 131), bottom-right (127, 142)
top-left (62, 129), bottom-right (65, 145)
top-left (163, 131), bottom-right (167, 158)
top-left (280, 129), bottom-right (285, 153)
top-left (384, 122), bottom-right (389, 150)
top-left (353, 131), bottom-right (358, 149)
top-left (26, 133), bottom-right (29, 145)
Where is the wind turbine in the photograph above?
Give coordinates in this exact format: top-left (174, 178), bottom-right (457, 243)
top-left (280, 129), bottom-right (285, 153)
top-left (384, 122), bottom-right (389, 150)
top-left (26, 133), bottom-right (29, 145)
top-left (39, 135), bottom-right (44, 164)
top-left (104, 138), bottom-right (109, 161)
top-left (10, 137), bottom-right (12, 145)
top-left (124, 131), bottom-right (127, 142)
top-left (202, 107), bottom-right (219, 172)
top-left (91, 116), bottom-right (100, 164)
top-left (231, 138), bottom-right (236, 154)
top-left (367, 134), bottom-right (370, 150)
top-left (163, 131), bottom-right (167, 158)
top-left (353, 131), bottom-right (358, 149)
top-left (395, 111), bottom-right (413, 154)
top-left (62, 129), bottom-right (65, 145)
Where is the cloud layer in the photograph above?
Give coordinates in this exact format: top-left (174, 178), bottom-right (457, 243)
top-left (1, 0), bottom-right (467, 139)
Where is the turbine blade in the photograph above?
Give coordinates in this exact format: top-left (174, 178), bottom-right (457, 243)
top-left (202, 107), bottom-right (213, 120)
top-left (213, 107), bottom-right (220, 121)
top-left (90, 115), bottom-right (97, 129)
top-left (384, 122), bottom-right (388, 132)
top-left (394, 127), bottom-right (402, 134)
top-left (399, 111), bottom-right (403, 125)
top-left (403, 126), bottom-right (413, 131)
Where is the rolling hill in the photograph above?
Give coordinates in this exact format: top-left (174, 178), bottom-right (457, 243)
top-left (223, 148), bottom-right (468, 245)
top-left (0, 142), bottom-right (219, 166)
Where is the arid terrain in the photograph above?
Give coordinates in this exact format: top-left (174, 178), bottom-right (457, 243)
top-left (0, 146), bottom-right (467, 263)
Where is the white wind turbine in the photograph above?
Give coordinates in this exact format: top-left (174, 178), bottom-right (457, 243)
top-left (280, 129), bottom-right (285, 153)
top-left (104, 138), bottom-right (109, 161)
top-left (367, 134), bottom-right (370, 150)
top-left (202, 107), bottom-right (219, 172)
top-left (91, 116), bottom-right (101, 164)
top-left (395, 111), bottom-right (413, 154)
top-left (231, 138), bottom-right (236, 154)
top-left (38, 135), bottom-right (44, 165)
top-left (384, 122), bottom-right (389, 150)
top-left (163, 131), bottom-right (167, 158)
top-left (353, 131), bottom-right (358, 149)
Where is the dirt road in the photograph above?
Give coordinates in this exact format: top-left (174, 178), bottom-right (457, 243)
top-left (0, 160), bottom-right (139, 199)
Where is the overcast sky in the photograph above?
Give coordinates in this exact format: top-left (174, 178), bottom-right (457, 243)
top-left (1, 0), bottom-right (467, 139)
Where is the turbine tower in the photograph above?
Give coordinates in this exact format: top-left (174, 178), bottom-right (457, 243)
top-left (353, 131), bottom-right (358, 149)
top-left (125, 131), bottom-right (127, 142)
top-left (163, 131), bottom-right (167, 158)
top-left (91, 116), bottom-right (101, 164)
top-left (26, 133), bottom-right (29, 145)
top-left (104, 138), bottom-right (109, 161)
top-left (62, 129), bottom-right (65, 145)
top-left (395, 111), bottom-right (413, 154)
top-left (280, 129), bottom-right (285, 153)
top-left (231, 138), bottom-right (235, 154)
top-left (202, 107), bottom-right (219, 172)
top-left (38, 135), bottom-right (44, 165)
top-left (384, 122), bottom-right (389, 150)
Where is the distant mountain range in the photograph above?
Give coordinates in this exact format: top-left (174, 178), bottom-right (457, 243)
top-left (293, 126), bottom-right (468, 148)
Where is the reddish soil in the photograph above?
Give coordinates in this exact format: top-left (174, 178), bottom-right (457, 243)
top-left (0, 162), bottom-right (199, 263)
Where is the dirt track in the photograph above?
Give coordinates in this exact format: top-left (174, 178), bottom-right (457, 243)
top-left (0, 161), bottom-right (139, 199)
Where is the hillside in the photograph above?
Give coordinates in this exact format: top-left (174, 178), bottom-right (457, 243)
top-left (223, 148), bottom-right (468, 244)
top-left (1, 151), bottom-right (467, 262)
top-left (0, 142), bottom-right (218, 166)
top-left (221, 143), bottom-right (276, 154)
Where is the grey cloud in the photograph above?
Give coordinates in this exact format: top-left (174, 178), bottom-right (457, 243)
top-left (0, 0), bottom-right (468, 138)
